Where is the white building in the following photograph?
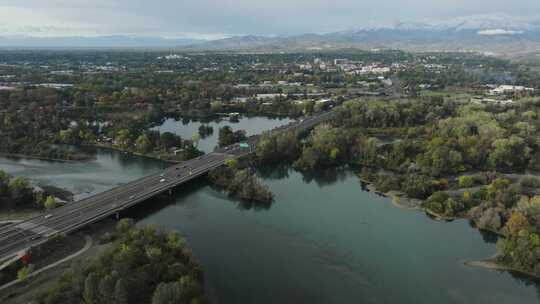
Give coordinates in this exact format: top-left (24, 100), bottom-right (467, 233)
top-left (489, 85), bottom-right (534, 95)
top-left (231, 97), bottom-right (249, 103)
top-left (256, 93), bottom-right (286, 100)
top-left (316, 98), bottom-right (332, 104)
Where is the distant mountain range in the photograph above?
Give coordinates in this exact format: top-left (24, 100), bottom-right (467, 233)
top-left (2, 14), bottom-right (540, 55)
top-left (185, 15), bottom-right (540, 55)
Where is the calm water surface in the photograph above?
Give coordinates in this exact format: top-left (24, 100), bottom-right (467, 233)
top-left (0, 118), bottom-right (539, 304)
top-left (152, 116), bottom-right (293, 153)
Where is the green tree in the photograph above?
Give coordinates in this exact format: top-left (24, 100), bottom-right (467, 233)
top-left (17, 266), bottom-right (31, 282)
top-left (160, 132), bottom-right (179, 150)
top-left (116, 218), bottom-right (135, 234)
top-left (191, 133), bottom-right (201, 148)
top-left (507, 212), bottom-right (530, 237)
top-left (402, 175), bottom-right (434, 199)
top-left (210, 100), bottom-right (223, 112)
top-left (59, 129), bottom-right (79, 145)
top-left (225, 158), bottom-right (238, 169)
top-left (116, 129), bottom-right (132, 149)
top-left (99, 275), bottom-right (116, 304)
top-left (488, 136), bottom-right (530, 171)
top-left (8, 176), bottom-right (32, 206)
top-left (83, 272), bottom-right (100, 304)
top-left (517, 196), bottom-right (540, 231)
top-left (136, 134), bottom-right (153, 154)
top-left (458, 176), bottom-right (474, 188)
top-left (44, 195), bottom-right (57, 210)
top-left (152, 282), bottom-right (183, 304)
top-left (114, 278), bottom-right (129, 304)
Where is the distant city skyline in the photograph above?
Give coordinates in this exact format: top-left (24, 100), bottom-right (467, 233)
top-left (0, 1), bottom-right (539, 39)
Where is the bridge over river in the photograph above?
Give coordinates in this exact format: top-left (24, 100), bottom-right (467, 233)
top-left (0, 111), bottom-right (335, 262)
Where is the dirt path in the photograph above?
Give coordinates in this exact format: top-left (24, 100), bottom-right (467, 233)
top-left (0, 235), bottom-right (92, 292)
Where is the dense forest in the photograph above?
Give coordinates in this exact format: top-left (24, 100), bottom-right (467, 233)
top-left (37, 219), bottom-right (206, 304)
top-left (0, 169), bottom-right (55, 210)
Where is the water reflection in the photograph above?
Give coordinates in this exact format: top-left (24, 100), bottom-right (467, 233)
top-left (256, 164), bottom-right (293, 180)
top-left (207, 184), bottom-right (274, 211)
top-left (300, 166), bottom-right (350, 188)
top-left (152, 116), bottom-right (293, 153)
top-left (477, 227), bottom-right (500, 244)
top-left (257, 164), bottom-right (350, 188)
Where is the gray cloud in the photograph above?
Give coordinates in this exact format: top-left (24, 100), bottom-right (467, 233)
top-left (1, 0), bottom-right (539, 37)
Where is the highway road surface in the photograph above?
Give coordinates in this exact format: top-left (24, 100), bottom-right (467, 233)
top-left (0, 110), bottom-right (335, 261)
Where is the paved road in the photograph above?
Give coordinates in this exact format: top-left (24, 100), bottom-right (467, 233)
top-left (0, 110), bottom-right (335, 261)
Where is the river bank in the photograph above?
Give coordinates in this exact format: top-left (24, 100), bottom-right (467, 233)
top-left (89, 143), bottom-right (182, 164)
top-left (360, 178), bottom-right (422, 210)
top-left (465, 259), bottom-right (540, 281)
top-left (358, 171), bottom-right (533, 282)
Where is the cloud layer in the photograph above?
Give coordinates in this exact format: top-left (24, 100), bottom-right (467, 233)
top-left (0, 0), bottom-right (539, 37)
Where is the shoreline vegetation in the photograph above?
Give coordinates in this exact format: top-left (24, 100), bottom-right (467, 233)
top-left (250, 97), bottom-right (540, 281)
top-left (208, 159), bottom-right (274, 205)
top-left (464, 259), bottom-right (540, 281)
top-left (90, 143), bottom-right (183, 164)
top-left (1, 219), bottom-right (208, 304)
top-left (0, 169), bottom-right (64, 218)
top-left (34, 219), bottom-right (207, 304)
top-left (360, 173), bottom-right (540, 279)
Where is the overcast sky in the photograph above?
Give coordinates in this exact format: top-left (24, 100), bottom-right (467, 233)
top-left (0, 0), bottom-right (539, 38)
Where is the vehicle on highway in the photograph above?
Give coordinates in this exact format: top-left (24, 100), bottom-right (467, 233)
top-left (44, 214), bottom-right (53, 219)
top-left (160, 178), bottom-right (166, 183)
top-left (129, 195), bottom-right (135, 199)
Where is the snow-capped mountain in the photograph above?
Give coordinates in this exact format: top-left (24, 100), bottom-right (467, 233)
top-left (342, 14), bottom-right (540, 34)
top-left (184, 14), bottom-right (540, 55)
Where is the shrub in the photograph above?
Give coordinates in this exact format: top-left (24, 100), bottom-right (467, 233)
top-left (17, 266), bottom-right (31, 282)
top-left (519, 176), bottom-right (540, 189)
top-left (402, 175), bottom-right (435, 199)
top-left (458, 176), bottom-right (474, 188)
top-left (116, 218), bottom-right (135, 234)
top-left (44, 195), bottom-right (57, 210)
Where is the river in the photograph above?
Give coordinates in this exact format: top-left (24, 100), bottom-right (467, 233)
top-left (0, 117), bottom-right (539, 304)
